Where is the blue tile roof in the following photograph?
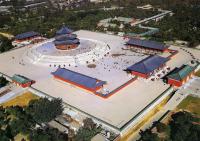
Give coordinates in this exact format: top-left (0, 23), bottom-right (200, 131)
top-left (15, 31), bottom-right (39, 40)
top-left (55, 34), bottom-right (77, 41)
top-left (126, 55), bottom-right (169, 74)
top-left (56, 26), bottom-right (73, 35)
top-left (54, 39), bottom-right (80, 45)
top-left (126, 38), bottom-right (169, 51)
top-left (52, 68), bottom-right (106, 90)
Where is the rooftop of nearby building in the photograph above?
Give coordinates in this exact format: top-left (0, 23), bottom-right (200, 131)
top-left (126, 38), bottom-right (169, 51)
top-left (167, 65), bottom-right (195, 81)
top-left (126, 55), bottom-right (169, 74)
top-left (15, 31), bottom-right (39, 40)
top-left (11, 74), bottom-right (32, 84)
top-left (52, 68), bottom-right (106, 90)
top-left (56, 26), bottom-right (73, 35)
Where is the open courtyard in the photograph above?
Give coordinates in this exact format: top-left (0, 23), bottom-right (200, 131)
top-left (0, 30), bottom-right (200, 130)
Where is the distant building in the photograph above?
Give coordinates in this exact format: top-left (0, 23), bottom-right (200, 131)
top-left (166, 65), bottom-right (195, 87)
top-left (15, 31), bottom-right (39, 41)
top-left (98, 17), bottom-right (134, 28)
top-left (126, 38), bottom-right (169, 53)
top-left (54, 26), bottom-right (80, 50)
top-left (137, 4), bottom-right (153, 10)
top-left (49, 0), bottom-right (89, 10)
top-left (12, 31), bottom-right (44, 47)
top-left (90, 0), bottom-right (108, 3)
top-left (52, 68), bottom-right (106, 93)
top-left (126, 55), bottom-right (169, 78)
top-left (91, 133), bottom-right (109, 141)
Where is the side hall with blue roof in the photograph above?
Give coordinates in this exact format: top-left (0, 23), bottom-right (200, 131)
top-left (52, 68), bottom-right (106, 92)
top-left (126, 55), bottom-right (169, 78)
top-left (15, 31), bottom-right (40, 40)
top-left (126, 38), bottom-right (169, 52)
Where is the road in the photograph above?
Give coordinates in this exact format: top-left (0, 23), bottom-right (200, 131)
top-left (131, 10), bottom-right (172, 26)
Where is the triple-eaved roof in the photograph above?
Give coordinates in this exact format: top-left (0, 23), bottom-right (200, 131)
top-left (54, 26), bottom-right (79, 45)
top-left (52, 68), bottom-right (106, 90)
top-left (54, 33), bottom-right (79, 45)
top-left (15, 31), bottom-right (39, 40)
top-left (55, 34), bottom-right (77, 41)
top-left (126, 38), bottom-right (169, 51)
top-left (54, 39), bottom-right (80, 45)
top-left (126, 55), bottom-right (169, 74)
top-left (167, 65), bottom-right (195, 81)
top-left (56, 26), bottom-right (73, 35)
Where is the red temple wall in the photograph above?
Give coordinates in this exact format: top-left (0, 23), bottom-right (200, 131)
top-left (131, 71), bottom-right (149, 78)
top-left (15, 36), bottom-right (38, 42)
top-left (12, 81), bottom-right (32, 88)
top-left (56, 44), bottom-right (78, 50)
top-left (168, 72), bottom-right (194, 87)
top-left (53, 75), bottom-right (102, 93)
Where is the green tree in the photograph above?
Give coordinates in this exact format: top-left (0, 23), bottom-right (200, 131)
top-left (0, 76), bottom-right (8, 87)
top-left (140, 129), bottom-right (161, 141)
top-left (0, 129), bottom-right (10, 141)
top-left (29, 129), bottom-right (50, 141)
top-left (0, 35), bottom-right (13, 53)
top-left (156, 122), bottom-right (169, 133)
top-left (169, 111), bottom-right (200, 141)
top-left (83, 118), bottom-right (96, 130)
top-left (26, 98), bottom-right (63, 123)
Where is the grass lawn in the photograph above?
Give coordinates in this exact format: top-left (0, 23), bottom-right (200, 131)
top-left (2, 91), bottom-right (39, 107)
top-left (195, 70), bottom-right (200, 77)
top-left (177, 95), bottom-right (200, 116)
top-left (14, 133), bottom-right (29, 141)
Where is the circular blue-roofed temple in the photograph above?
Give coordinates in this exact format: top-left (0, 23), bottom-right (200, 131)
top-left (54, 26), bottom-right (80, 50)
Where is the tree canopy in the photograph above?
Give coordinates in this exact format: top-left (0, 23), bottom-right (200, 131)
top-left (140, 111), bottom-right (200, 141)
top-left (0, 98), bottom-right (67, 141)
top-left (25, 98), bottom-right (63, 123)
top-left (0, 76), bottom-right (8, 87)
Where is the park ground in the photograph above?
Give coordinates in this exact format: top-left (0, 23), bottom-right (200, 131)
top-left (195, 69), bottom-right (200, 77)
top-left (1, 91), bottom-right (39, 107)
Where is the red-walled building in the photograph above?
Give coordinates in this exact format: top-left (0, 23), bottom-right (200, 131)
top-left (14, 31), bottom-right (40, 42)
top-left (126, 55), bottom-right (169, 78)
top-left (166, 65), bottom-right (195, 87)
top-left (126, 38), bottom-right (169, 52)
top-left (52, 68), bottom-right (106, 93)
top-left (11, 74), bottom-right (35, 88)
